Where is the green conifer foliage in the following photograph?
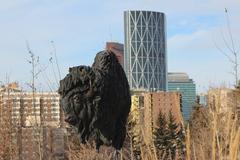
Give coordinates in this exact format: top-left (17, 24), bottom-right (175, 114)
top-left (167, 111), bottom-right (179, 159)
top-left (154, 111), bottom-right (186, 160)
top-left (176, 124), bottom-right (186, 158)
top-left (153, 111), bottom-right (169, 159)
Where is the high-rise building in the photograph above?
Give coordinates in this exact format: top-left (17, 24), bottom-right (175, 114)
top-left (197, 93), bottom-right (207, 106)
top-left (124, 10), bottom-right (167, 91)
top-left (106, 42), bottom-right (124, 67)
top-left (168, 72), bottom-right (196, 120)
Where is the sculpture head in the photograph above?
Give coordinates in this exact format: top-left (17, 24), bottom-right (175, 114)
top-left (58, 66), bottom-right (93, 127)
top-left (60, 91), bottom-right (82, 126)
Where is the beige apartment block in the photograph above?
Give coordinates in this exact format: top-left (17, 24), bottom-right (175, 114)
top-left (0, 91), bottom-right (61, 127)
top-left (0, 84), bottom-right (66, 159)
top-left (130, 91), bottom-right (183, 145)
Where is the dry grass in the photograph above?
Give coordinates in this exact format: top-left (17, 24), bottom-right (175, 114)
top-left (187, 89), bottom-right (240, 160)
top-left (67, 91), bottom-right (240, 160)
top-left (186, 110), bottom-right (240, 160)
top-left (66, 112), bottom-right (240, 160)
top-left (66, 133), bottom-right (132, 160)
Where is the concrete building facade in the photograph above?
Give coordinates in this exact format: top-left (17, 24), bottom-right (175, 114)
top-left (130, 91), bottom-right (183, 145)
top-left (0, 91), bottom-right (61, 127)
top-left (124, 10), bottom-right (167, 91)
top-left (0, 84), bottom-right (66, 159)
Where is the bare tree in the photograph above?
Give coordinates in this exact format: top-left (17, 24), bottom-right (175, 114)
top-left (26, 42), bottom-right (43, 160)
top-left (49, 41), bottom-right (61, 89)
top-left (0, 78), bottom-right (18, 160)
top-left (214, 8), bottom-right (240, 88)
top-left (51, 41), bottom-right (61, 82)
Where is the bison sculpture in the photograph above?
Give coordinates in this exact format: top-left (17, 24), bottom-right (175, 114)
top-left (58, 50), bottom-right (131, 152)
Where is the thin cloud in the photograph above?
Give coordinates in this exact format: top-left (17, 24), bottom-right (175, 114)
top-left (0, 0), bottom-right (239, 91)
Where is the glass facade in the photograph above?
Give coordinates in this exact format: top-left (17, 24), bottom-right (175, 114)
top-left (124, 11), bottom-right (167, 91)
top-left (168, 73), bottom-right (196, 121)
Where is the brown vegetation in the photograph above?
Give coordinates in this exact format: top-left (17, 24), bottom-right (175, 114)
top-left (0, 88), bottom-right (239, 160)
top-left (65, 89), bottom-right (240, 160)
top-left (187, 89), bottom-right (240, 160)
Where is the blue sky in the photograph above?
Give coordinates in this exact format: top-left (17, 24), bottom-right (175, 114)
top-left (0, 0), bottom-right (239, 93)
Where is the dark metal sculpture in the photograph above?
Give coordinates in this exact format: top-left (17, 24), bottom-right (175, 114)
top-left (58, 50), bottom-right (131, 152)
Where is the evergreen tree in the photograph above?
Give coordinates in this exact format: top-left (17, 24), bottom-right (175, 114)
top-left (153, 111), bottom-right (168, 154)
top-left (167, 111), bottom-right (179, 159)
top-left (180, 94), bottom-right (183, 113)
top-left (176, 124), bottom-right (186, 158)
top-left (154, 111), bottom-right (186, 159)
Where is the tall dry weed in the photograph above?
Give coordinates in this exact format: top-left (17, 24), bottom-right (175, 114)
top-left (187, 88), bottom-right (240, 160)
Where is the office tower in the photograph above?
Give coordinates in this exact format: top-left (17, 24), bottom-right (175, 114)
top-left (124, 10), bottom-right (167, 91)
top-left (168, 72), bottom-right (196, 120)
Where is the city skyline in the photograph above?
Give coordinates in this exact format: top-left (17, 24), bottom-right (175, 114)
top-left (0, 1), bottom-right (239, 93)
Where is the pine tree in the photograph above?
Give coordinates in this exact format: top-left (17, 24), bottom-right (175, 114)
top-left (180, 94), bottom-right (183, 113)
top-left (176, 124), bottom-right (186, 159)
top-left (154, 111), bottom-right (186, 159)
top-left (167, 111), bottom-right (179, 159)
top-left (153, 111), bottom-right (169, 158)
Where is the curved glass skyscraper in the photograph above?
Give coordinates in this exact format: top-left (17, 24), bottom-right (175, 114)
top-left (124, 10), bottom-right (167, 91)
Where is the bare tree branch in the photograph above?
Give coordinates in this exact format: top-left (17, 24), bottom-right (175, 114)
top-left (214, 8), bottom-right (239, 87)
top-left (49, 55), bottom-right (59, 88)
top-left (225, 8), bottom-right (237, 54)
top-left (39, 64), bottom-right (54, 92)
top-left (213, 39), bottom-right (235, 64)
top-left (51, 41), bottom-right (61, 81)
top-left (220, 30), bottom-right (235, 53)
